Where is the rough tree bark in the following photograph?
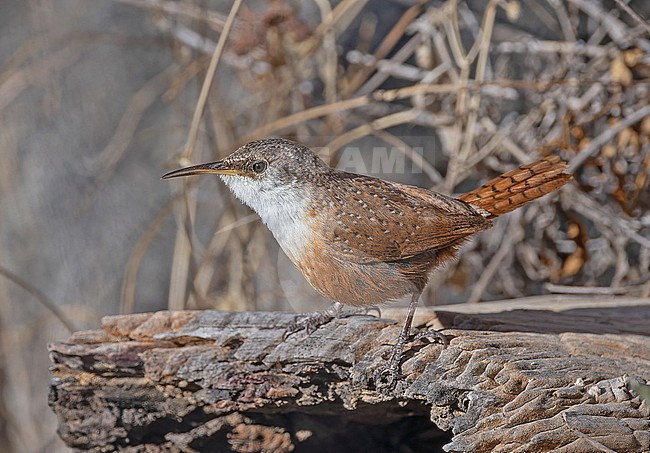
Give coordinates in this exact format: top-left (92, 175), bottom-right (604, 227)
top-left (49, 296), bottom-right (650, 452)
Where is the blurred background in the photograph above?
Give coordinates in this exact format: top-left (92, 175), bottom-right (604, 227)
top-left (1, 0), bottom-right (649, 451)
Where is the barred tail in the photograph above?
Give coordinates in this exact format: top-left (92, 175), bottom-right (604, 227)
top-left (457, 155), bottom-right (572, 219)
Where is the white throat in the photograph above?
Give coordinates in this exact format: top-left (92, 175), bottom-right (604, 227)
top-left (220, 175), bottom-right (312, 263)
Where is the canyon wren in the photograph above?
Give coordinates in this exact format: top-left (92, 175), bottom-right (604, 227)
top-left (163, 138), bottom-right (572, 383)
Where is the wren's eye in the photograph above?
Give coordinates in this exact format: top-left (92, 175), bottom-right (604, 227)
top-left (252, 160), bottom-right (267, 174)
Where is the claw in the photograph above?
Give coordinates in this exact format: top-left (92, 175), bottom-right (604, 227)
top-left (284, 311), bottom-right (335, 340)
top-left (377, 340), bottom-right (406, 388)
top-left (412, 329), bottom-right (449, 347)
top-left (283, 303), bottom-right (381, 340)
top-left (374, 327), bottom-right (448, 391)
top-left (283, 302), bottom-right (343, 340)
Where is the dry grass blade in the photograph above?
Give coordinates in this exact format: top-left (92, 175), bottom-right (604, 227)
top-left (0, 42), bottom-right (86, 110)
top-left (76, 65), bottom-right (177, 214)
top-left (326, 109), bottom-right (422, 157)
top-left (303, 0), bottom-right (368, 56)
top-left (168, 0), bottom-right (244, 310)
top-left (0, 265), bottom-right (75, 333)
top-left (343, 0), bottom-right (424, 97)
top-left (467, 212), bottom-right (524, 303)
top-left (444, 0), bottom-right (503, 192)
top-left (190, 213), bottom-right (260, 307)
top-left (183, 0), bottom-right (243, 160)
top-left (121, 198), bottom-right (176, 314)
top-left (242, 96), bottom-right (371, 142)
top-left (244, 83), bottom-right (480, 142)
top-left (89, 65), bottom-right (177, 171)
top-left (372, 129), bottom-right (443, 184)
top-left (567, 104), bottom-right (650, 172)
top-left (111, 0), bottom-right (226, 31)
top-left (611, 0), bottom-right (650, 35)
top-left (168, 188), bottom-right (197, 311)
top-left (355, 34), bottom-right (421, 96)
top-left (564, 186), bottom-right (650, 250)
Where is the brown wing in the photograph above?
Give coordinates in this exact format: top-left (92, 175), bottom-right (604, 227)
top-left (317, 174), bottom-right (491, 264)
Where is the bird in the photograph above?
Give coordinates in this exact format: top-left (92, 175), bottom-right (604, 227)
top-left (162, 138), bottom-right (572, 384)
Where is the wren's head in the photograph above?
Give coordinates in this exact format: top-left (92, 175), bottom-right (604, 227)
top-left (162, 139), bottom-right (330, 242)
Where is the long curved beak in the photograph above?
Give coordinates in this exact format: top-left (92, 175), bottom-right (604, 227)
top-left (162, 161), bottom-right (240, 179)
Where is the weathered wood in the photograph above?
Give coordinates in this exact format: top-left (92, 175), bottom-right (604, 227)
top-left (49, 297), bottom-right (650, 452)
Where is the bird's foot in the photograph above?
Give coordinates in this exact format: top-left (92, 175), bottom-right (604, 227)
top-left (284, 303), bottom-right (380, 339)
top-left (285, 307), bottom-right (338, 338)
top-left (376, 337), bottom-right (407, 389)
top-left (411, 329), bottom-right (449, 346)
top-left (374, 328), bottom-right (448, 390)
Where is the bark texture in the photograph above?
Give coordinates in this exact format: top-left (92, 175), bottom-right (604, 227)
top-left (49, 297), bottom-right (650, 452)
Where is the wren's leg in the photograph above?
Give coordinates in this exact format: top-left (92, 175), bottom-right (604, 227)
top-left (380, 293), bottom-right (447, 385)
top-left (285, 302), bottom-right (380, 339)
top-left (381, 293), bottom-right (420, 383)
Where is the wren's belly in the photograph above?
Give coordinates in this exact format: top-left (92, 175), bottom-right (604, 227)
top-left (270, 214), bottom-right (418, 305)
top-left (292, 249), bottom-right (418, 306)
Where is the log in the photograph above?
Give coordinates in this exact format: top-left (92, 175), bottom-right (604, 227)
top-left (48, 296), bottom-right (650, 452)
